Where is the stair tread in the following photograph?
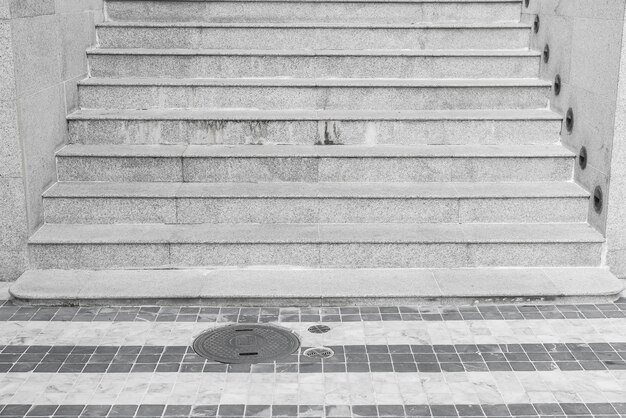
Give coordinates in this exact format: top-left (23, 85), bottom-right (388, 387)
top-left (44, 181), bottom-right (589, 199)
top-left (79, 77), bottom-right (551, 87)
top-left (68, 108), bottom-right (563, 121)
top-left (30, 222), bottom-right (604, 244)
top-left (56, 144), bottom-right (575, 158)
top-left (87, 47), bottom-right (542, 57)
top-left (104, 0), bottom-right (524, 4)
top-left (98, 21), bottom-right (530, 28)
top-left (11, 267), bottom-right (623, 303)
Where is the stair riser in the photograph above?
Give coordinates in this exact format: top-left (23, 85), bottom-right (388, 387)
top-left (68, 119), bottom-right (562, 146)
top-left (96, 26), bottom-right (530, 50)
top-left (43, 197), bottom-right (588, 224)
top-left (56, 156), bottom-right (574, 182)
top-left (89, 54), bottom-right (540, 79)
top-left (106, 1), bottom-right (522, 24)
top-left (29, 242), bottom-right (602, 269)
top-left (78, 85), bottom-right (550, 110)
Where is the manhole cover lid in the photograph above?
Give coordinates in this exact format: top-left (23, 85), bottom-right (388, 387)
top-left (193, 324), bottom-right (300, 364)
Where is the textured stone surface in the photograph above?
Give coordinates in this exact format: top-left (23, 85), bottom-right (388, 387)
top-left (55, 0), bottom-right (103, 14)
top-left (57, 156), bottom-right (183, 182)
top-left (433, 268), bottom-right (560, 297)
top-left (319, 157), bottom-right (572, 183)
top-left (26, 222), bottom-right (604, 269)
top-left (0, 179), bottom-right (28, 281)
top-left (0, 21), bottom-right (15, 99)
top-left (469, 243), bottom-right (603, 267)
top-left (42, 180), bottom-right (589, 224)
top-left (459, 197), bottom-right (587, 223)
top-left (184, 156), bottom-right (319, 183)
top-left (177, 198), bottom-right (320, 224)
top-left (55, 144), bottom-right (574, 183)
top-left (67, 110), bottom-right (562, 146)
top-left (0, 1), bottom-right (9, 19)
top-left (0, 249), bottom-right (27, 282)
top-left (8, 0), bottom-right (55, 18)
top-left (9, 265), bottom-right (625, 302)
top-left (170, 243), bottom-right (319, 267)
top-left (77, 81), bottom-right (551, 111)
top-left (0, 179), bottom-right (28, 249)
top-left (17, 84), bottom-right (67, 233)
top-left (544, 267), bottom-right (625, 296)
top-left (28, 240), bottom-right (605, 269)
top-left (96, 23), bottom-right (531, 50)
top-left (44, 197), bottom-right (177, 223)
top-left (10, 14), bottom-right (61, 96)
top-left (607, 8), bottom-right (626, 279)
top-left (88, 51), bottom-right (542, 79)
top-left (0, 0), bottom-right (102, 279)
top-left (0, 105), bottom-right (21, 177)
top-left (29, 244), bottom-right (170, 269)
top-left (59, 10), bottom-right (93, 80)
top-left (523, 0), bottom-right (626, 236)
top-left (106, 0), bottom-right (522, 24)
top-left (608, 249), bottom-right (626, 279)
top-left (319, 243), bottom-right (469, 268)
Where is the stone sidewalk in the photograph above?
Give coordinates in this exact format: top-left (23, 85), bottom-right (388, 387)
top-left (0, 282), bottom-right (625, 417)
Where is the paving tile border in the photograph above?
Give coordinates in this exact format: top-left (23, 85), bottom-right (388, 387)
top-left (0, 301), bottom-right (625, 323)
top-left (1, 402), bottom-right (626, 417)
top-left (1, 343), bottom-right (625, 374)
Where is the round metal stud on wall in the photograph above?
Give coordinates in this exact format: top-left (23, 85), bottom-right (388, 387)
top-left (579, 146), bottom-right (587, 170)
top-left (534, 16), bottom-right (540, 33)
top-left (566, 108), bottom-right (574, 133)
top-left (554, 74), bottom-right (561, 96)
top-left (593, 186), bottom-right (603, 214)
top-left (543, 44), bottom-right (550, 63)
top-left (193, 324), bottom-right (300, 364)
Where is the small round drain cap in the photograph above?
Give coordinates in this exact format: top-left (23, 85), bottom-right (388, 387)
top-left (303, 347), bottom-right (334, 359)
top-left (307, 324), bottom-right (331, 334)
top-left (193, 324), bottom-right (300, 364)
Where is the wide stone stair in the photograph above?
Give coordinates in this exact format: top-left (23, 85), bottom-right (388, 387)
top-left (10, 0), bottom-right (623, 304)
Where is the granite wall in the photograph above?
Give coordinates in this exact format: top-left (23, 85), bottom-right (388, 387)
top-left (0, 0), bottom-right (103, 281)
top-left (607, 17), bottom-right (626, 278)
top-left (523, 0), bottom-right (626, 277)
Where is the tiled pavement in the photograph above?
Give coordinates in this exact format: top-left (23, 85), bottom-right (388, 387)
top-left (1, 282), bottom-right (626, 417)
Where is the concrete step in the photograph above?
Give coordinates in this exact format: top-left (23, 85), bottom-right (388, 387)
top-left (77, 78), bottom-right (551, 111)
top-left (95, 22), bottom-right (531, 50)
top-left (42, 181), bottom-right (589, 224)
top-left (67, 108), bottom-right (562, 146)
top-left (55, 144), bottom-right (575, 183)
top-left (10, 267), bottom-right (624, 305)
top-left (88, 49), bottom-right (541, 79)
top-left (105, 0), bottom-right (523, 25)
top-left (28, 223), bottom-right (604, 269)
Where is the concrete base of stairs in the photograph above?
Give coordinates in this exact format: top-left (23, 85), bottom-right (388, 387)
top-left (8, 267), bottom-right (624, 306)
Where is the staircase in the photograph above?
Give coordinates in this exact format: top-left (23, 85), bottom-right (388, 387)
top-left (10, 0), bottom-right (623, 304)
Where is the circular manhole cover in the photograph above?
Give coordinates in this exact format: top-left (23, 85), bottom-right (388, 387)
top-left (193, 324), bottom-right (300, 364)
